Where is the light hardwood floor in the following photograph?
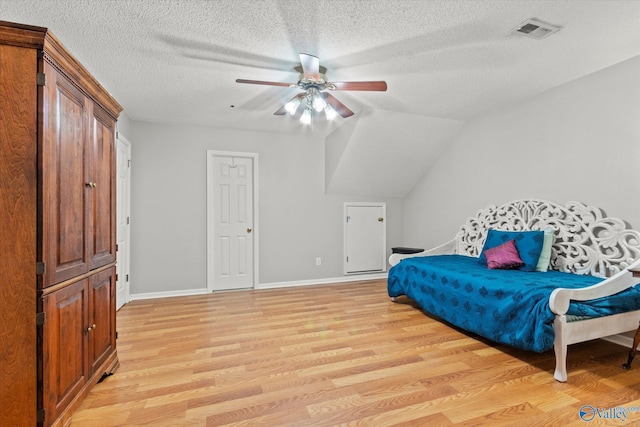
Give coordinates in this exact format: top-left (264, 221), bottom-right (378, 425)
top-left (71, 279), bottom-right (640, 426)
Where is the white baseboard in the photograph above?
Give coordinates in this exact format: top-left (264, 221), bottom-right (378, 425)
top-left (256, 272), bottom-right (388, 290)
top-left (129, 288), bottom-right (208, 301)
top-left (129, 272), bottom-right (388, 300)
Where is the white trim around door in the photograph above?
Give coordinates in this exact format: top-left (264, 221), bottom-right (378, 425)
top-left (115, 131), bottom-right (131, 310)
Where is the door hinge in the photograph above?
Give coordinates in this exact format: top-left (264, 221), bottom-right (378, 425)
top-left (36, 312), bottom-right (46, 326)
top-left (128, 159), bottom-right (131, 168)
top-left (116, 331), bottom-right (118, 339)
top-left (346, 256), bottom-right (349, 262)
top-left (116, 243), bottom-right (119, 252)
top-left (115, 274), bottom-right (119, 282)
top-left (36, 261), bottom-right (46, 275)
top-left (37, 408), bottom-right (45, 423)
top-left (126, 274), bottom-right (129, 282)
top-left (127, 217), bottom-right (130, 225)
top-left (346, 216), bottom-right (351, 223)
top-left (36, 72), bottom-right (46, 86)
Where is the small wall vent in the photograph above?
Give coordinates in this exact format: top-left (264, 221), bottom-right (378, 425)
top-left (510, 18), bottom-right (561, 40)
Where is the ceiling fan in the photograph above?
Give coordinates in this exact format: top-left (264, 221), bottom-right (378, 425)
top-left (236, 53), bottom-right (387, 123)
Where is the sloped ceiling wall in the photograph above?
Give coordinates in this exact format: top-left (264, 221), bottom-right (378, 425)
top-left (324, 109), bottom-right (464, 197)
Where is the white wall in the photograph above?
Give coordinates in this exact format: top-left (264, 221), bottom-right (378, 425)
top-left (325, 109), bottom-right (464, 197)
top-left (128, 122), bottom-right (404, 294)
top-left (404, 55), bottom-right (640, 249)
top-left (115, 110), bottom-right (133, 138)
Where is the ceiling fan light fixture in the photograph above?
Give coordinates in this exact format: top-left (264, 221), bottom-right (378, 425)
top-left (312, 94), bottom-right (326, 112)
top-left (284, 98), bottom-right (300, 115)
top-left (325, 104), bottom-right (337, 120)
top-left (306, 88), bottom-right (326, 112)
top-left (300, 107), bottom-right (312, 125)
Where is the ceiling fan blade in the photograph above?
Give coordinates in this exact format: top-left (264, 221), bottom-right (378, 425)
top-left (299, 53), bottom-right (320, 81)
top-left (236, 79), bottom-right (293, 87)
top-left (321, 92), bottom-right (354, 118)
top-left (330, 81), bottom-right (388, 91)
top-left (273, 104), bottom-right (288, 115)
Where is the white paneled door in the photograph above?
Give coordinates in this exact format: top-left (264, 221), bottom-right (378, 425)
top-left (344, 203), bottom-right (386, 274)
top-left (207, 152), bottom-right (258, 291)
top-left (116, 133), bottom-right (131, 310)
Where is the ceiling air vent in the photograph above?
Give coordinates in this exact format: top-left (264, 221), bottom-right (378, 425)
top-left (510, 18), bottom-right (561, 40)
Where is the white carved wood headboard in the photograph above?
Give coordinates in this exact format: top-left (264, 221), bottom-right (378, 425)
top-left (456, 199), bottom-right (640, 278)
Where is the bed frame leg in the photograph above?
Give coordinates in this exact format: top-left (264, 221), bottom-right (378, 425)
top-left (623, 321), bottom-right (640, 370)
top-left (553, 342), bottom-right (568, 382)
top-left (553, 315), bottom-right (568, 382)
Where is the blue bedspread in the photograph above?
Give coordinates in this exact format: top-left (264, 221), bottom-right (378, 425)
top-left (387, 255), bottom-right (640, 352)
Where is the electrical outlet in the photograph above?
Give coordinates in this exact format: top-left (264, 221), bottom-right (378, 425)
top-left (316, 257), bottom-right (322, 266)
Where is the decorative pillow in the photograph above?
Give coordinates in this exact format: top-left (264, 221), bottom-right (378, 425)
top-left (484, 239), bottom-right (524, 270)
top-left (479, 229), bottom-right (545, 272)
top-left (535, 227), bottom-right (555, 272)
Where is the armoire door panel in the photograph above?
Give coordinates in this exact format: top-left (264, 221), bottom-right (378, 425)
top-left (90, 106), bottom-right (116, 269)
top-left (42, 279), bottom-right (89, 422)
top-left (89, 267), bottom-right (116, 374)
top-left (57, 91), bottom-right (87, 265)
top-left (41, 62), bottom-right (90, 286)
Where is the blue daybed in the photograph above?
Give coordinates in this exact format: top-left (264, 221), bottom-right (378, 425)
top-left (388, 199), bottom-right (640, 382)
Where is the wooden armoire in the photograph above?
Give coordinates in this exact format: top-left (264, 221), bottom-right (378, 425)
top-left (0, 21), bottom-right (122, 426)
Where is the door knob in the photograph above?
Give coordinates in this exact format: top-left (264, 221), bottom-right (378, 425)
top-left (247, 227), bottom-right (252, 233)
top-left (378, 217), bottom-right (384, 222)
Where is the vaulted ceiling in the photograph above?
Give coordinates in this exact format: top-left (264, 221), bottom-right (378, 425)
top-left (3, 0), bottom-right (639, 196)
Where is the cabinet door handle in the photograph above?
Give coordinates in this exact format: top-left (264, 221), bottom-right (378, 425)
top-left (86, 323), bottom-right (96, 333)
top-left (85, 182), bottom-right (97, 188)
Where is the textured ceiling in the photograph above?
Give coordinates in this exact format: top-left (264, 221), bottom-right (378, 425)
top-left (2, 0), bottom-right (640, 135)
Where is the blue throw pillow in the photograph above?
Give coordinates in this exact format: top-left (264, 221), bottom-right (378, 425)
top-left (479, 229), bottom-right (545, 272)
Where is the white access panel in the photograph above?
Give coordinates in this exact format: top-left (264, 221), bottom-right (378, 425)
top-left (344, 203), bottom-right (386, 274)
